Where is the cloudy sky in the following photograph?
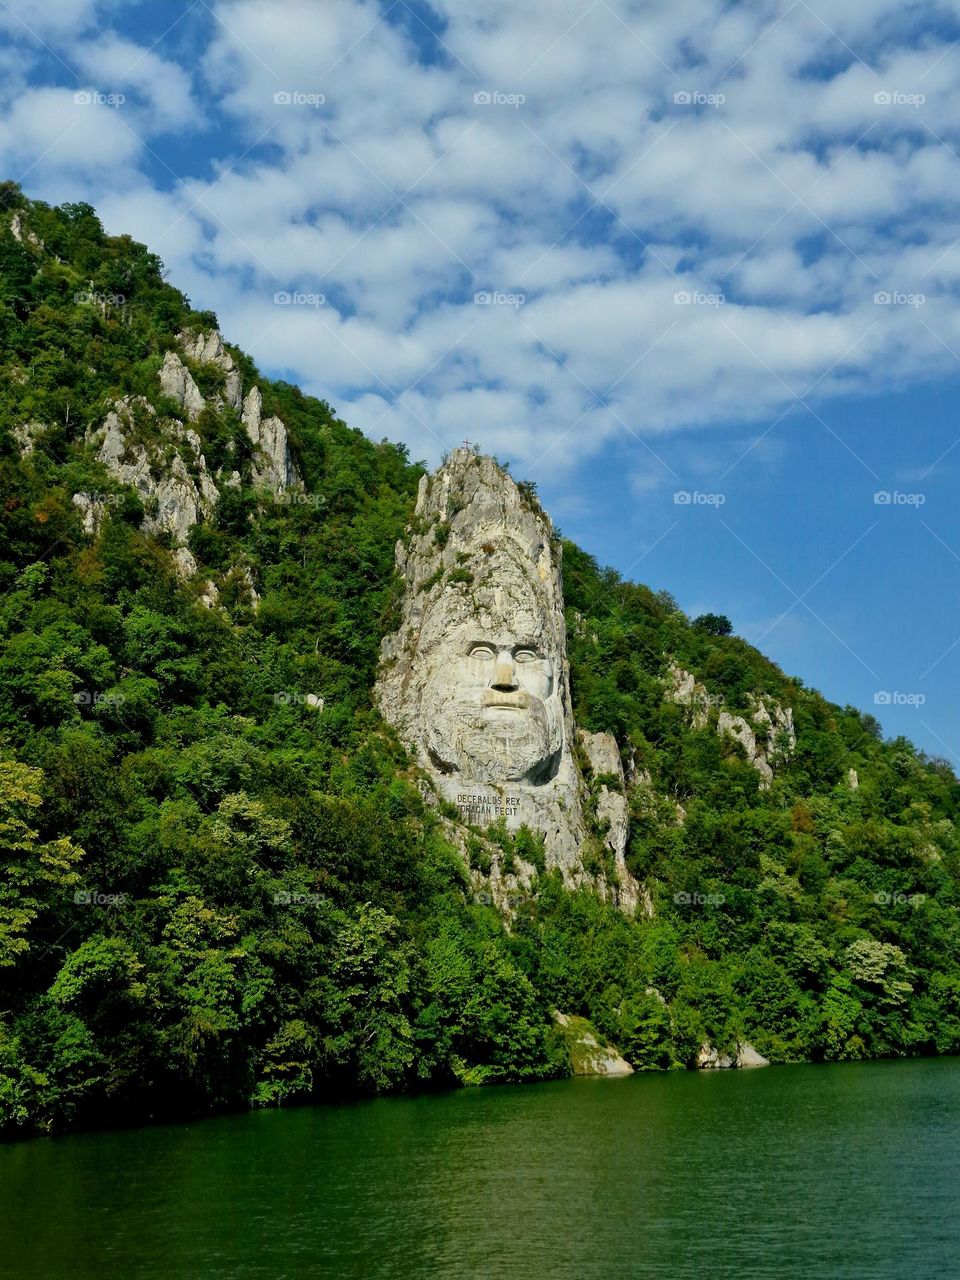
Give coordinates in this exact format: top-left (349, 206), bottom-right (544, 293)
top-left (4, 0), bottom-right (960, 757)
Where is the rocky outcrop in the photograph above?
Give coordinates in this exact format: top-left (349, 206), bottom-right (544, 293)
top-left (12, 420), bottom-right (44, 457)
top-left (666, 662), bottom-right (794, 788)
top-left (377, 449), bottom-right (591, 881)
top-left (666, 660), bottom-right (713, 728)
top-left (159, 351), bottom-right (205, 421)
top-left (554, 1012), bottom-right (634, 1076)
top-left (87, 397), bottom-right (218, 568)
top-left (175, 328), bottom-right (299, 492)
top-left (737, 1043), bottom-right (771, 1067)
top-left (698, 1041), bottom-right (770, 1069)
top-left (179, 329), bottom-right (242, 411)
top-left (242, 386), bottom-right (297, 492)
top-left (73, 327), bottom-right (305, 580)
top-left (717, 696), bottom-right (795, 787)
top-left (9, 213), bottom-right (43, 250)
top-left (578, 729), bottom-right (642, 914)
top-left (71, 492), bottom-right (106, 536)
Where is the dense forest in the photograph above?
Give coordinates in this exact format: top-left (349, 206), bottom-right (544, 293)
top-left (1, 184), bottom-right (959, 1139)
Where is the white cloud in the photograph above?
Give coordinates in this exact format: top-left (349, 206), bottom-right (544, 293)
top-left (72, 34), bottom-right (202, 130)
top-left (5, 0), bottom-right (960, 471)
top-left (0, 87), bottom-right (141, 172)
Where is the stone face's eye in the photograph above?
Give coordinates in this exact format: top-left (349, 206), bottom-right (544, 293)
top-left (514, 649), bottom-right (538, 663)
top-left (469, 644), bottom-right (495, 660)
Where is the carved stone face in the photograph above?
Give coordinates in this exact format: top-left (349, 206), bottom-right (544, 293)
top-left (419, 613), bottom-right (565, 785)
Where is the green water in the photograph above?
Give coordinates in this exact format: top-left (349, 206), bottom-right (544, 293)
top-left (1, 1059), bottom-right (958, 1279)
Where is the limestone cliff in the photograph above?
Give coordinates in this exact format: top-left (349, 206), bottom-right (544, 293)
top-left (73, 328), bottom-right (301, 586)
top-left (85, 395), bottom-right (219, 576)
top-left (666, 660), bottom-right (795, 787)
top-left (376, 449), bottom-right (656, 915)
top-left (377, 448), bottom-right (593, 882)
top-left (578, 728), bottom-right (642, 914)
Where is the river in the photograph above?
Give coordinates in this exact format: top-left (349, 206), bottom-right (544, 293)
top-left (1, 1058), bottom-right (958, 1278)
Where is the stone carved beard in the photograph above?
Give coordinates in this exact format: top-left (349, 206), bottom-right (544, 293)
top-left (412, 552), bottom-right (566, 784)
top-left (422, 671), bottom-right (564, 785)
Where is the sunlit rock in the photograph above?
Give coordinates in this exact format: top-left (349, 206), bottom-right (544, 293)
top-left (376, 448), bottom-right (591, 879)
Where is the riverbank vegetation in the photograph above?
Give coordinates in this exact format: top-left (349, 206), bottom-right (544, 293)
top-left (1, 187), bottom-right (958, 1138)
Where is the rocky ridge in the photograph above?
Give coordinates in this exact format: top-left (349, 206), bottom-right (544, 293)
top-left (666, 660), bottom-right (795, 786)
top-left (41, 325), bottom-right (304, 591)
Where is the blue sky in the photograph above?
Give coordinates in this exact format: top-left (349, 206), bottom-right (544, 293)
top-left (3, 0), bottom-right (960, 759)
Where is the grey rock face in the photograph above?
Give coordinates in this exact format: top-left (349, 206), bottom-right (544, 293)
top-left (9, 213), bottom-right (42, 249)
top-left (71, 492), bottom-right (106, 535)
top-left (667, 662), bottom-right (794, 788)
top-left (376, 449), bottom-right (591, 880)
top-left (716, 696), bottom-right (795, 787)
top-left (667, 660), bottom-right (713, 728)
top-left (737, 1042), bottom-right (771, 1067)
top-left (578, 729), bottom-right (641, 914)
top-left (87, 397), bottom-right (218, 567)
top-left (179, 328), bottom-right (243, 411)
top-left (242, 386), bottom-right (298, 492)
top-left (12, 420), bottom-right (44, 457)
top-left (697, 1040), bottom-right (769, 1069)
top-left (554, 1012), bottom-right (634, 1076)
top-left (160, 330), bottom-right (300, 494)
top-left (159, 352), bottom-right (205, 421)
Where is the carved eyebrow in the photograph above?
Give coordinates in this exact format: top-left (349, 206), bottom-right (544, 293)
top-left (466, 641), bottom-right (542, 657)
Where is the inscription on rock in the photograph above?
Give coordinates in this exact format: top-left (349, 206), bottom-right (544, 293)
top-left (457, 793), bottom-right (521, 822)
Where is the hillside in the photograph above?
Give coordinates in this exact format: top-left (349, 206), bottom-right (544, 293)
top-left (1, 183), bottom-right (959, 1139)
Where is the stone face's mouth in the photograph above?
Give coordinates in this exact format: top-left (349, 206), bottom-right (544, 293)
top-left (481, 690), bottom-right (530, 712)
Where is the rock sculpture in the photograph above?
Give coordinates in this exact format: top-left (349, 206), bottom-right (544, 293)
top-left (376, 449), bottom-right (591, 878)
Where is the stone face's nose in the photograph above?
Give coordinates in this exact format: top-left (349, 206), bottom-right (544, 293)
top-left (491, 651), bottom-right (518, 691)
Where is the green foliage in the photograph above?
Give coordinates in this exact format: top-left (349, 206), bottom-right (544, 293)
top-left (692, 613), bottom-right (733, 636)
top-left (560, 535), bottom-right (960, 1073)
top-left (0, 187), bottom-right (958, 1138)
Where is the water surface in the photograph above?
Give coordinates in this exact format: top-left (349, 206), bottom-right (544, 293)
top-left (1, 1059), bottom-right (957, 1278)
